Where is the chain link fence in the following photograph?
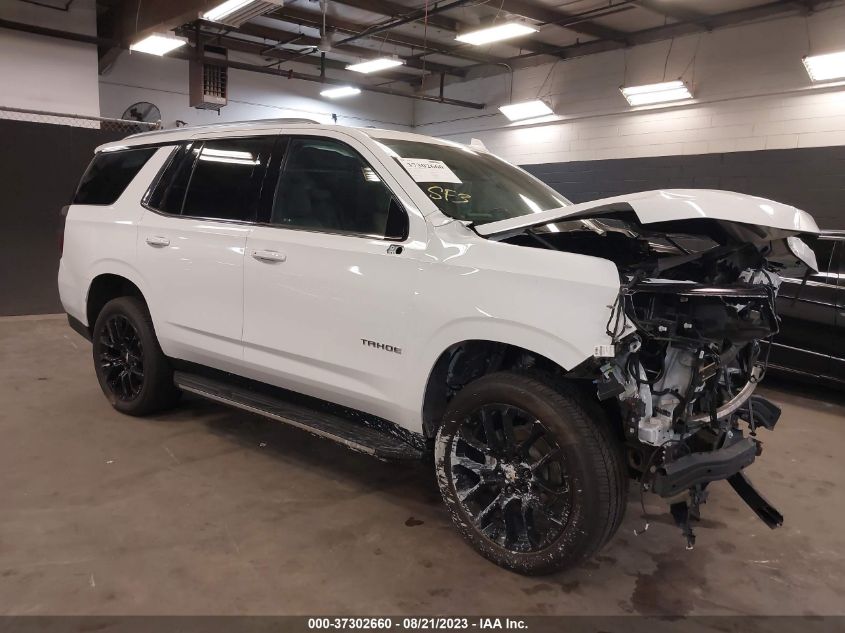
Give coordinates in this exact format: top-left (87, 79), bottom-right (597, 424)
top-left (0, 105), bottom-right (160, 134)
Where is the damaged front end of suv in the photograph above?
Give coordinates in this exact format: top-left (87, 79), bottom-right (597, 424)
top-left (479, 190), bottom-right (820, 547)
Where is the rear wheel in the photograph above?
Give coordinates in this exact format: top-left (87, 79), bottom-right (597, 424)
top-left (92, 297), bottom-right (180, 416)
top-left (434, 371), bottom-right (626, 575)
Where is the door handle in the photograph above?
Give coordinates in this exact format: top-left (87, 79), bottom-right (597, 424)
top-left (252, 249), bottom-right (287, 263)
top-left (145, 235), bottom-right (170, 247)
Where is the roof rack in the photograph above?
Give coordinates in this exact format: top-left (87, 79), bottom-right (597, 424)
top-left (265, 117), bottom-right (323, 124)
top-left (190, 117), bottom-right (323, 126)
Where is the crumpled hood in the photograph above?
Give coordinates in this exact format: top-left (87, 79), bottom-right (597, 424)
top-left (475, 189), bottom-right (820, 238)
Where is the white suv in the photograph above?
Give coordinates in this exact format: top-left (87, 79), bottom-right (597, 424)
top-left (59, 120), bottom-right (819, 574)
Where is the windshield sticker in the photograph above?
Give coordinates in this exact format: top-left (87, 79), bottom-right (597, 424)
top-left (398, 158), bottom-right (462, 184)
top-left (427, 186), bottom-right (471, 204)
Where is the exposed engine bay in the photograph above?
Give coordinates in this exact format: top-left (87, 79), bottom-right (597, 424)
top-left (498, 210), bottom-right (819, 547)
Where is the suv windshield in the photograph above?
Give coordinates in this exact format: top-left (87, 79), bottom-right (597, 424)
top-left (373, 137), bottom-right (570, 224)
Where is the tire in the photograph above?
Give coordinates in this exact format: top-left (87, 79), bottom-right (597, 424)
top-left (434, 371), bottom-right (627, 575)
top-left (92, 296), bottom-right (181, 416)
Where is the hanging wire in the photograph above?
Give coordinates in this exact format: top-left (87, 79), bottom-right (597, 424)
top-left (805, 14), bottom-right (812, 55)
top-left (421, 0), bottom-right (429, 86)
top-left (493, 0), bottom-right (507, 23)
top-left (536, 58), bottom-right (563, 99)
top-left (622, 46), bottom-right (628, 87)
top-left (662, 37), bottom-right (675, 81)
top-left (680, 33), bottom-right (702, 83)
top-left (491, 62), bottom-right (515, 103)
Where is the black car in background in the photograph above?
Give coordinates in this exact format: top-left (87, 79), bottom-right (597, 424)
top-left (769, 231), bottom-right (844, 386)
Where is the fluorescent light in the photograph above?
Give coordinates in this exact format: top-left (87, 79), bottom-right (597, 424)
top-left (321, 86), bottom-right (361, 99)
top-left (456, 22), bottom-right (538, 46)
top-left (346, 58), bottom-right (404, 73)
top-left (498, 100), bottom-right (554, 121)
top-left (129, 33), bottom-right (186, 56)
top-left (203, 0), bottom-right (256, 21)
top-left (803, 51), bottom-right (845, 82)
top-left (199, 147), bottom-right (260, 165)
top-left (621, 80), bottom-right (693, 106)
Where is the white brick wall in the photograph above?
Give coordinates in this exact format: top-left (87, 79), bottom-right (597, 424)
top-left (413, 3), bottom-right (845, 164)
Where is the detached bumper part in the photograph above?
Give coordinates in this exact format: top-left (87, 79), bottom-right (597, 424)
top-left (728, 471), bottom-right (784, 529)
top-left (650, 435), bottom-right (783, 549)
top-left (738, 395), bottom-right (782, 431)
top-left (651, 437), bottom-right (758, 498)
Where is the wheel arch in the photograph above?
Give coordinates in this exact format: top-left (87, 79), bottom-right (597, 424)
top-left (419, 337), bottom-right (581, 439)
top-left (85, 273), bottom-right (146, 335)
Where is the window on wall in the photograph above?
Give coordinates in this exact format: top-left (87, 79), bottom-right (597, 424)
top-left (271, 138), bottom-right (407, 240)
top-left (73, 147), bottom-right (156, 205)
top-left (180, 136), bottom-right (277, 222)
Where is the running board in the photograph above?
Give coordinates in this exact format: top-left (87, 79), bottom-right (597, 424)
top-left (173, 372), bottom-right (424, 461)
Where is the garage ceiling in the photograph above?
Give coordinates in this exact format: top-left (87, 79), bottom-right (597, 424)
top-left (76, 0), bottom-right (837, 106)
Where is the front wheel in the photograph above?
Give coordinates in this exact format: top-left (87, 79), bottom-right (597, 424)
top-left (434, 372), bottom-right (627, 575)
top-left (92, 296), bottom-right (181, 416)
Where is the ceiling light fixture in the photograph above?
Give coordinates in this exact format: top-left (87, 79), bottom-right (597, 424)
top-left (803, 50), bottom-right (845, 82)
top-left (346, 58), bottom-right (404, 73)
top-left (129, 33), bottom-right (186, 56)
top-left (456, 22), bottom-right (538, 46)
top-left (203, 0), bottom-right (257, 21)
top-left (498, 100), bottom-right (554, 121)
top-left (621, 80), bottom-right (693, 106)
top-left (321, 86), bottom-right (362, 99)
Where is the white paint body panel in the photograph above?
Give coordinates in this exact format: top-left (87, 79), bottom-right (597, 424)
top-left (61, 123), bottom-right (820, 436)
top-left (135, 212), bottom-right (251, 368)
top-left (476, 189), bottom-right (821, 237)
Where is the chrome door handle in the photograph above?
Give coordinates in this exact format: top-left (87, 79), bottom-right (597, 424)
top-left (145, 236), bottom-right (170, 247)
top-left (252, 249), bottom-right (287, 263)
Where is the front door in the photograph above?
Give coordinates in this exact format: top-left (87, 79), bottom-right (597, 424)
top-left (241, 134), bottom-right (421, 425)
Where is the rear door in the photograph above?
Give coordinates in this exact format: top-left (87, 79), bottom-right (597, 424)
top-left (137, 134), bottom-right (278, 370)
top-left (241, 132), bottom-right (422, 424)
top-left (772, 235), bottom-right (838, 378)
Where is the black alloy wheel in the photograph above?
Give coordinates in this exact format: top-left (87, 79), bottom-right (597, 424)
top-left (435, 372), bottom-right (627, 574)
top-left (98, 314), bottom-right (145, 401)
top-left (448, 403), bottom-right (573, 553)
top-left (92, 296), bottom-right (181, 416)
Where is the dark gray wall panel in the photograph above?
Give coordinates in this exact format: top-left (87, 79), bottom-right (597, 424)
top-left (523, 147), bottom-right (845, 230)
top-left (0, 119), bottom-right (127, 316)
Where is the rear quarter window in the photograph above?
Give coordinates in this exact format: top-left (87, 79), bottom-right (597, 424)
top-left (73, 147), bottom-right (156, 206)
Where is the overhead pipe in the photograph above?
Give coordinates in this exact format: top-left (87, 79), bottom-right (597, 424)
top-left (334, 0), bottom-right (479, 47)
top-left (0, 17), bottom-right (115, 46)
top-left (186, 54), bottom-right (485, 109)
top-left (0, 18), bottom-right (484, 110)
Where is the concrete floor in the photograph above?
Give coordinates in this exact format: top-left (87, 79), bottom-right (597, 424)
top-left (1, 314), bottom-right (844, 617)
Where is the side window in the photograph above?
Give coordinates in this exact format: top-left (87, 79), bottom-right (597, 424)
top-left (73, 147), bottom-right (156, 205)
top-left (181, 136), bottom-right (276, 222)
top-left (271, 138), bottom-right (407, 239)
top-left (145, 143), bottom-right (197, 214)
